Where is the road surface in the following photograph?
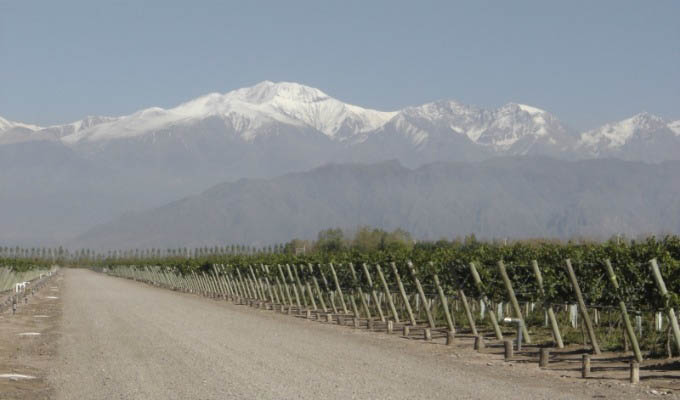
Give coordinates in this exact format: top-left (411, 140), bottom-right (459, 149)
top-left (49, 269), bottom-right (646, 399)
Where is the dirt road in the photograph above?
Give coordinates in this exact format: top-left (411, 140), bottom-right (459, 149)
top-left (47, 269), bottom-right (657, 399)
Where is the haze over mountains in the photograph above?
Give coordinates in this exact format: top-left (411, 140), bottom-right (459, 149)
top-left (78, 158), bottom-right (680, 250)
top-left (1, 81), bottom-right (679, 246)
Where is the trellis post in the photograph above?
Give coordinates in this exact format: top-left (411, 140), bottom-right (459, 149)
top-left (376, 263), bottom-right (400, 323)
top-left (390, 262), bottom-right (417, 326)
top-left (362, 263), bottom-right (386, 322)
top-left (468, 262), bottom-right (503, 340)
top-left (433, 273), bottom-right (455, 333)
top-left (407, 261), bottom-right (436, 329)
top-left (530, 260), bottom-right (563, 348)
top-left (349, 263), bottom-right (372, 319)
top-left (329, 263), bottom-right (348, 314)
top-left (649, 258), bottom-right (680, 353)
top-left (498, 261), bottom-right (531, 343)
top-left (565, 259), bottom-right (600, 354)
top-left (604, 259), bottom-right (642, 362)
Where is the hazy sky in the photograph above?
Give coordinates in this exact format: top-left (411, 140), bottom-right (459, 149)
top-left (1, 0), bottom-right (678, 130)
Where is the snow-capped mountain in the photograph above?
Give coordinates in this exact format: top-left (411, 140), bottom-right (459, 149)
top-left (668, 120), bottom-right (680, 136)
top-left (4, 81), bottom-right (577, 154)
top-left (59, 81), bottom-right (396, 145)
top-left (577, 112), bottom-right (680, 162)
top-left (0, 116), bottom-right (44, 145)
top-left (1, 81), bottom-right (678, 245)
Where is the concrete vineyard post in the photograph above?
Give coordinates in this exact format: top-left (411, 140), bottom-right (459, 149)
top-left (630, 361), bottom-right (640, 384)
top-left (504, 340), bottom-right (513, 361)
top-left (539, 348), bottom-right (549, 368)
top-left (581, 354), bottom-right (591, 378)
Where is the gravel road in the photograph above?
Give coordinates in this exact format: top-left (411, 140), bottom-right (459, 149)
top-left (49, 269), bottom-right (654, 399)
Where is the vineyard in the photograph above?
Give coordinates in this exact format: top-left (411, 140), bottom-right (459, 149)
top-left (94, 235), bottom-right (680, 361)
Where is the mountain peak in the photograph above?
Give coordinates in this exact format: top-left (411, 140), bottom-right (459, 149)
top-left (502, 103), bottom-right (547, 115)
top-left (578, 112), bottom-right (670, 151)
top-left (226, 81), bottom-right (330, 104)
top-left (669, 120), bottom-right (680, 136)
top-left (0, 115), bottom-right (42, 135)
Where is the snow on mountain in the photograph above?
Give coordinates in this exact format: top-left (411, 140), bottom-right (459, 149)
top-left (380, 100), bottom-right (573, 154)
top-left (476, 103), bottom-right (572, 152)
top-left (61, 81), bottom-right (396, 144)
top-left (0, 116), bottom-right (42, 133)
top-left (219, 81), bottom-right (397, 140)
top-left (0, 116), bottom-right (45, 145)
top-left (578, 112), bottom-right (670, 151)
top-left (44, 115), bottom-right (118, 139)
top-left (669, 120), bottom-right (680, 136)
top-left (1, 82), bottom-right (676, 163)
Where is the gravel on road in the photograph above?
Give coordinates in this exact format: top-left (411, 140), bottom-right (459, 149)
top-left (49, 269), bottom-right (658, 400)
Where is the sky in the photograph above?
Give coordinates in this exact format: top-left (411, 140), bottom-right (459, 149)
top-left (0, 0), bottom-right (678, 130)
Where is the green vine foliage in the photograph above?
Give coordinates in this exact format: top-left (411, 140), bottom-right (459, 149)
top-left (86, 235), bottom-right (679, 311)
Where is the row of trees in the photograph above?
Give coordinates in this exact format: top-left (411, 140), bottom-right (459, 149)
top-left (0, 226), bottom-right (417, 264)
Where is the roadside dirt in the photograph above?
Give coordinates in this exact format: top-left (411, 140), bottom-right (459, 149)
top-left (0, 274), bottom-right (62, 400)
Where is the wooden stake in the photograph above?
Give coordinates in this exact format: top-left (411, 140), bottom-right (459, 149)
top-left (407, 261), bottom-right (436, 328)
top-left (376, 263), bottom-right (400, 323)
top-left (285, 264), bottom-right (303, 309)
top-left (433, 273), bottom-right (455, 333)
top-left (604, 259), bottom-right (643, 363)
top-left (531, 260), bottom-right (563, 348)
top-left (329, 263), bottom-right (348, 314)
top-left (649, 258), bottom-right (680, 353)
top-left (469, 262), bottom-right (503, 340)
top-left (390, 262), bottom-right (417, 326)
top-left (498, 261), bottom-right (531, 343)
top-left (565, 259), bottom-right (601, 354)
top-left (458, 289), bottom-right (478, 336)
top-left (349, 263), bottom-right (372, 319)
top-left (362, 263), bottom-right (385, 322)
top-left (308, 264), bottom-right (326, 312)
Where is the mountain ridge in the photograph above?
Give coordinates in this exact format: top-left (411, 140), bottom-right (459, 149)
top-left (74, 157), bottom-right (680, 250)
top-left (4, 81), bottom-right (677, 159)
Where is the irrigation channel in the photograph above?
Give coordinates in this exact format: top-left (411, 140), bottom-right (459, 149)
top-left (102, 258), bottom-right (680, 390)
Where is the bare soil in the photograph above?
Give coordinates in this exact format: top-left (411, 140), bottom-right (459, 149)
top-left (0, 274), bottom-right (62, 400)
